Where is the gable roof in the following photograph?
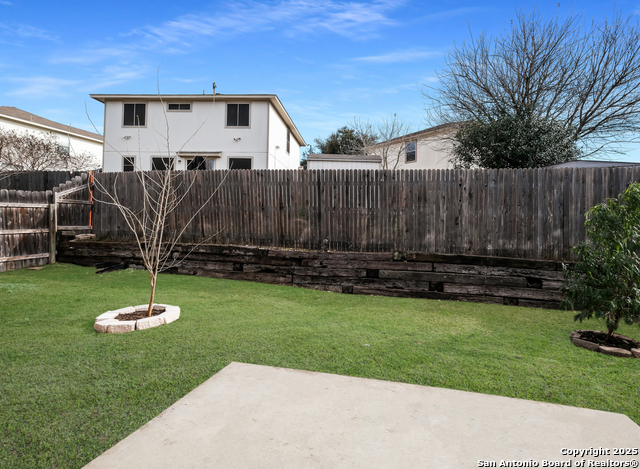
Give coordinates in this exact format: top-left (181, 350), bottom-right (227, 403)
top-left (372, 122), bottom-right (459, 147)
top-left (90, 94), bottom-right (306, 146)
top-left (0, 106), bottom-right (103, 143)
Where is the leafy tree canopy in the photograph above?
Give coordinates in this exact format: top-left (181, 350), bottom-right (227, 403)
top-left (452, 106), bottom-right (581, 168)
top-left (314, 126), bottom-right (378, 155)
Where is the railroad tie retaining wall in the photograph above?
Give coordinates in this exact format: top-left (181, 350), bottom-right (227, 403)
top-left (57, 239), bottom-right (565, 309)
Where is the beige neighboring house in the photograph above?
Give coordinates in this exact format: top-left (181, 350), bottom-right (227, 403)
top-left (0, 106), bottom-right (103, 167)
top-left (305, 123), bottom-right (457, 171)
top-left (367, 123), bottom-right (457, 170)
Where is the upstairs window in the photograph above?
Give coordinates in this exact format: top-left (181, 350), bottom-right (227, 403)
top-left (123, 103), bottom-right (146, 126)
top-left (168, 103), bottom-right (191, 111)
top-left (226, 103), bottom-right (250, 127)
top-left (406, 141), bottom-right (416, 163)
top-left (286, 129), bottom-right (291, 154)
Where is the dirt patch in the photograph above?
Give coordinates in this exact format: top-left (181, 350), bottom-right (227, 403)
top-left (578, 330), bottom-right (640, 351)
top-left (115, 306), bottom-right (166, 321)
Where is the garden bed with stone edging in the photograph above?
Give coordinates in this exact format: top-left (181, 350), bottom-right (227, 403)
top-left (94, 304), bottom-right (180, 333)
top-left (570, 330), bottom-right (640, 358)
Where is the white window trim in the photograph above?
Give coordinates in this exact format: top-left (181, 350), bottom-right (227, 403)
top-left (227, 156), bottom-right (254, 169)
top-left (167, 103), bottom-right (192, 112)
top-left (123, 155), bottom-right (136, 172)
top-left (405, 140), bottom-right (417, 164)
top-left (122, 102), bottom-right (147, 128)
top-left (225, 102), bottom-right (251, 129)
top-left (151, 156), bottom-right (175, 171)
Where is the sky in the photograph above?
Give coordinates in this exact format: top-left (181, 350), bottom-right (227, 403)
top-left (1, 0), bottom-right (639, 161)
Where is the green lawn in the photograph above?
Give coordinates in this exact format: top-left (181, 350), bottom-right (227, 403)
top-left (1, 263), bottom-right (639, 468)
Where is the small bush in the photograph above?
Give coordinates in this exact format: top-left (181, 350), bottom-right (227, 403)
top-left (562, 183), bottom-right (640, 342)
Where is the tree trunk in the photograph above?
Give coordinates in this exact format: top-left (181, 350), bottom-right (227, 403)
top-left (604, 319), bottom-right (619, 344)
top-left (148, 271), bottom-right (157, 317)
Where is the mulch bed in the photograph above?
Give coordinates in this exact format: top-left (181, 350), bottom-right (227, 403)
top-left (579, 330), bottom-right (640, 351)
top-left (115, 307), bottom-right (166, 321)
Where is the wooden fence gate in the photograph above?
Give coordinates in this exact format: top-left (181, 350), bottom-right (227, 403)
top-left (0, 173), bottom-right (92, 272)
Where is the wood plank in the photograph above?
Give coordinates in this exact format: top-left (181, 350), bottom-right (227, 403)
top-left (55, 184), bottom-right (88, 199)
top-left (0, 253), bottom-right (50, 262)
top-left (378, 270), bottom-right (527, 287)
top-left (0, 228), bottom-right (48, 235)
top-left (0, 202), bottom-right (50, 208)
top-left (56, 199), bottom-right (92, 205)
top-left (443, 283), bottom-right (563, 301)
top-left (57, 225), bottom-right (92, 230)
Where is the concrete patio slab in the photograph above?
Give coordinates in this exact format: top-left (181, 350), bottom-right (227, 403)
top-left (85, 362), bottom-right (640, 469)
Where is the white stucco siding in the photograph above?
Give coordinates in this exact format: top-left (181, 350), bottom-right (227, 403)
top-left (0, 116), bottom-right (102, 167)
top-left (102, 100), bottom-right (270, 171)
top-left (374, 135), bottom-right (452, 170)
top-left (267, 104), bottom-right (300, 169)
top-left (307, 160), bottom-right (380, 170)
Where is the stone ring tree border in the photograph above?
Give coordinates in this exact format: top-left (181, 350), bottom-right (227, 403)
top-left (570, 329), bottom-right (640, 358)
top-left (94, 304), bottom-right (180, 333)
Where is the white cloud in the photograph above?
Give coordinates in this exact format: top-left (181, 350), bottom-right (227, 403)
top-left (172, 78), bottom-right (203, 83)
top-left (50, 47), bottom-right (133, 65)
top-left (83, 65), bottom-right (149, 91)
top-left (4, 76), bottom-right (80, 97)
top-left (354, 49), bottom-right (441, 63)
top-left (0, 23), bottom-right (58, 41)
top-left (0, 1), bottom-right (12, 5)
top-left (133, 0), bottom-right (401, 45)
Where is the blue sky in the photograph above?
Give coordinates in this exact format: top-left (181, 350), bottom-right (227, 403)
top-left (1, 0), bottom-right (639, 161)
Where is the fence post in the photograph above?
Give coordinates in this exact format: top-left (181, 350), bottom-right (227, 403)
top-left (48, 203), bottom-right (57, 264)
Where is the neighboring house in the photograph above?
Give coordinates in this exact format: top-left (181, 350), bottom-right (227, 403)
top-left (0, 106), bottom-right (103, 163)
top-left (91, 94), bottom-right (306, 172)
top-left (307, 154), bottom-right (382, 170)
top-left (547, 160), bottom-right (640, 169)
top-left (366, 123), bottom-right (456, 170)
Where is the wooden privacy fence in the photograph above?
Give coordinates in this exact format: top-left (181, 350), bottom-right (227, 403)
top-left (0, 173), bottom-right (92, 272)
top-left (0, 170), bottom-right (85, 191)
top-left (93, 167), bottom-right (640, 262)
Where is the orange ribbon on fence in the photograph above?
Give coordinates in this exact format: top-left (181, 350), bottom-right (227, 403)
top-left (88, 171), bottom-right (94, 229)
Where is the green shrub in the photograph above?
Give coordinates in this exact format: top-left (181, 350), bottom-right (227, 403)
top-left (562, 182), bottom-right (640, 342)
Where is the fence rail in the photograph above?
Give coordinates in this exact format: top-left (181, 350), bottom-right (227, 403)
top-left (0, 173), bottom-right (91, 272)
top-left (92, 167), bottom-right (640, 261)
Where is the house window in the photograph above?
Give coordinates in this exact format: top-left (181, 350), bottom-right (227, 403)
top-left (123, 103), bottom-right (146, 126)
top-left (123, 156), bottom-right (135, 172)
top-left (286, 129), bottom-right (291, 154)
top-left (57, 142), bottom-right (70, 156)
top-left (226, 103), bottom-right (250, 127)
top-left (228, 158), bottom-right (252, 170)
top-left (151, 157), bottom-right (175, 170)
top-left (168, 103), bottom-right (191, 111)
top-left (406, 141), bottom-right (416, 163)
top-left (187, 157), bottom-right (215, 170)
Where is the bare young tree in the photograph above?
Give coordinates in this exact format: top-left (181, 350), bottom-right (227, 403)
top-left (0, 127), bottom-right (99, 172)
top-left (423, 9), bottom-right (640, 157)
top-left (91, 82), bottom-right (227, 317)
top-left (350, 115), bottom-right (414, 169)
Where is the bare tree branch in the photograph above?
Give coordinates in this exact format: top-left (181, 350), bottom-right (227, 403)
top-left (423, 9), bottom-right (640, 156)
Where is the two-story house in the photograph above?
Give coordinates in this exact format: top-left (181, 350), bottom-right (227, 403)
top-left (91, 94), bottom-right (305, 172)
